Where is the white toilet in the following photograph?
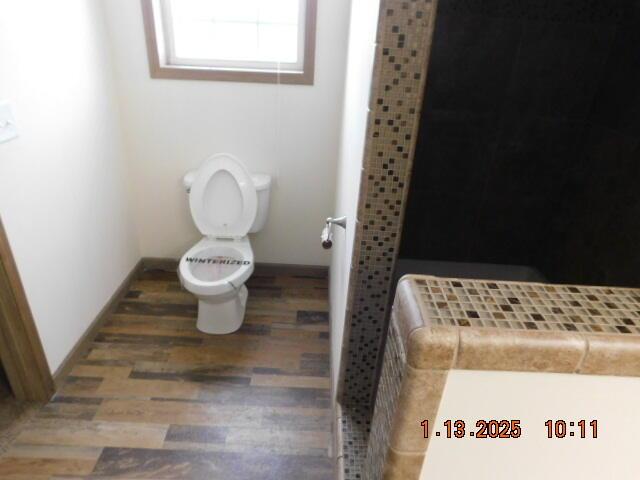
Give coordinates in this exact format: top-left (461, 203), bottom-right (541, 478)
top-left (179, 153), bottom-right (271, 334)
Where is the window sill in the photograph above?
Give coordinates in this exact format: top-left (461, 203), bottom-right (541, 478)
top-left (148, 64), bottom-right (315, 85)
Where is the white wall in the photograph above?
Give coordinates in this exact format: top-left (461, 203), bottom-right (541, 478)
top-left (101, 0), bottom-right (351, 266)
top-left (0, 0), bottom-right (139, 372)
top-left (329, 0), bottom-right (381, 397)
top-left (422, 370), bottom-right (640, 479)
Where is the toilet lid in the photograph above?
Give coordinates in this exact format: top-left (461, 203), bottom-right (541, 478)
top-left (189, 153), bottom-right (258, 238)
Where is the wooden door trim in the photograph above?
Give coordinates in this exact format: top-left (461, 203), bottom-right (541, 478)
top-left (0, 217), bottom-right (54, 401)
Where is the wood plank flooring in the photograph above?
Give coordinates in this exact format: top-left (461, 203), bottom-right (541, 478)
top-left (0, 366), bottom-right (43, 457)
top-left (0, 266), bottom-right (333, 479)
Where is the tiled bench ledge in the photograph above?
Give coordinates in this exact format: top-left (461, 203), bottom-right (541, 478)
top-left (364, 275), bottom-right (640, 480)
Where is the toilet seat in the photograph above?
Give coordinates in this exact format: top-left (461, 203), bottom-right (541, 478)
top-left (189, 153), bottom-right (258, 239)
top-left (179, 237), bottom-right (254, 297)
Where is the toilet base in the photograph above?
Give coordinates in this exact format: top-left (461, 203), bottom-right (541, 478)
top-left (196, 285), bottom-right (248, 334)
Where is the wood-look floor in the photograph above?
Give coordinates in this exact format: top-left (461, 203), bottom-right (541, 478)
top-left (0, 266), bottom-right (333, 479)
top-left (0, 369), bottom-right (41, 457)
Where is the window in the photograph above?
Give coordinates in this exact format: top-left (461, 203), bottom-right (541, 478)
top-left (141, 0), bottom-right (317, 84)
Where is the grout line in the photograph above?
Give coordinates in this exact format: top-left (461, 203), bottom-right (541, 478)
top-left (575, 335), bottom-right (590, 374)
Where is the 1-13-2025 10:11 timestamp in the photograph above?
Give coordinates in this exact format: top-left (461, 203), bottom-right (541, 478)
top-left (421, 420), bottom-right (599, 439)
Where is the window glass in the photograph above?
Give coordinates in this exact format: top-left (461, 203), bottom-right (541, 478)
top-left (167, 0), bottom-right (301, 66)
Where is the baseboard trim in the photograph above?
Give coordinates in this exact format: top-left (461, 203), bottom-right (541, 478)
top-left (140, 257), bottom-right (328, 278)
top-left (253, 262), bottom-right (328, 278)
top-left (141, 257), bottom-right (179, 271)
top-left (52, 259), bottom-right (144, 387)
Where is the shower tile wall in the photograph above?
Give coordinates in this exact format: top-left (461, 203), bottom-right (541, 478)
top-left (400, 0), bottom-right (639, 286)
top-left (340, 0), bottom-right (438, 408)
top-left (339, 0), bottom-right (639, 475)
top-left (337, 1), bottom-right (439, 476)
top-left (554, 1), bottom-right (640, 287)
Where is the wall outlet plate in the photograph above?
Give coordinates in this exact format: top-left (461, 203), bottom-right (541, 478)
top-left (0, 101), bottom-right (19, 144)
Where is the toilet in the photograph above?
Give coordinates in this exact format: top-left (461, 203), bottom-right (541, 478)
top-left (179, 153), bottom-right (271, 334)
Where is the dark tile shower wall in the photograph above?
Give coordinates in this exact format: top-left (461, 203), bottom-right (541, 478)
top-left (553, 1), bottom-right (640, 286)
top-left (401, 0), bottom-right (640, 286)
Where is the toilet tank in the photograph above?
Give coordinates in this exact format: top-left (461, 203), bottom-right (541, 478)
top-left (249, 173), bottom-right (271, 233)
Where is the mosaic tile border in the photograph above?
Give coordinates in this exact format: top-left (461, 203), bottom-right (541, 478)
top-left (413, 276), bottom-right (640, 335)
top-left (339, 0), bottom-right (439, 407)
top-left (363, 319), bottom-right (406, 480)
top-left (339, 404), bottom-right (372, 480)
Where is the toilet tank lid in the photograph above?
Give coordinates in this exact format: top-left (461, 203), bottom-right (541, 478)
top-left (252, 173), bottom-right (271, 191)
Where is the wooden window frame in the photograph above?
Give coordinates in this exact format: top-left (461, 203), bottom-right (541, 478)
top-left (140, 0), bottom-right (317, 85)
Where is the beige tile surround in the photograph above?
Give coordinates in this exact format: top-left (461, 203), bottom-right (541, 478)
top-left (339, 0), bottom-right (439, 407)
top-left (337, 0), bottom-right (439, 476)
top-left (369, 275), bottom-right (640, 479)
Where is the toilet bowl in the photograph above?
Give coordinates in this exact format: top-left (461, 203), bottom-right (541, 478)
top-left (179, 153), bottom-right (271, 334)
